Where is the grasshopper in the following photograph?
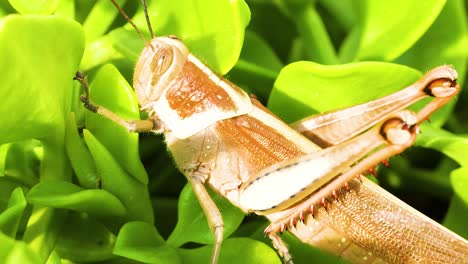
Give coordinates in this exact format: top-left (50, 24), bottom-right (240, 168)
top-left (75, 0), bottom-right (468, 263)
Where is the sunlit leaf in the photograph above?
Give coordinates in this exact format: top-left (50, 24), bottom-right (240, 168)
top-left (178, 238), bottom-right (281, 264)
top-left (27, 181), bottom-right (127, 218)
top-left (85, 64), bottom-right (148, 184)
top-left (114, 221), bottom-right (181, 264)
top-left (269, 61), bottom-right (420, 123)
top-left (110, 0), bottom-right (251, 74)
top-left (167, 184), bottom-right (244, 247)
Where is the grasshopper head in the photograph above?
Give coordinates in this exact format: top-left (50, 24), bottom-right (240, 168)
top-left (132, 36), bottom-right (253, 139)
top-left (133, 36), bottom-right (189, 109)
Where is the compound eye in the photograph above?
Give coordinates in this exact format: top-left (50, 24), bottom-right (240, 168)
top-left (150, 47), bottom-right (174, 85)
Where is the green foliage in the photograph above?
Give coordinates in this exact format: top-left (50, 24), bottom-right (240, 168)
top-left (167, 185), bottom-right (244, 247)
top-left (0, 0), bottom-right (467, 263)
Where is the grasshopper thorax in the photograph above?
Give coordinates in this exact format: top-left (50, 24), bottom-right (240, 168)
top-left (133, 36), bottom-right (252, 139)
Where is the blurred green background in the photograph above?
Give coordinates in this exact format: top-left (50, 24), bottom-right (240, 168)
top-left (0, 0), bottom-right (467, 263)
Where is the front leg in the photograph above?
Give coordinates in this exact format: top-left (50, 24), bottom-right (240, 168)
top-left (74, 72), bottom-right (163, 133)
top-left (166, 130), bottom-right (228, 264)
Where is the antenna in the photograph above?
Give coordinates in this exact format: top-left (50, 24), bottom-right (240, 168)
top-left (109, 0), bottom-right (152, 46)
top-left (141, 0), bottom-right (155, 39)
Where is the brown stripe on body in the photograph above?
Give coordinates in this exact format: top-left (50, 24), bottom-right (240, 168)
top-left (166, 60), bottom-right (239, 119)
top-left (215, 112), bottom-right (306, 177)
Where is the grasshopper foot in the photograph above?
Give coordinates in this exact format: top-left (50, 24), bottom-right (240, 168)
top-left (268, 232), bottom-right (294, 264)
top-left (74, 72), bottom-right (99, 113)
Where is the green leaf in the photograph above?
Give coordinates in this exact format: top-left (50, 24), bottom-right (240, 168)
top-left (396, 0), bottom-right (468, 125)
top-left (0, 188), bottom-right (27, 237)
top-left (0, 14), bottom-right (83, 144)
top-left (0, 14), bottom-right (84, 263)
top-left (111, 0), bottom-right (251, 74)
top-left (280, 3), bottom-right (338, 64)
top-left (82, 0), bottom-right (127, 43)
top-left (443, 191), bottom-right (468, 239)
top-left (247, 222), bottom-right (348, 264)
top-left (397, 0), bottom-right (467, 81)
top-left (3, 140), bottom-right (41, 187)
top-left (0, 178), bottom-right (27, 211)
top-left (350, 0), bottom-right (447, 61)
top-left (0, 231), bottom-right (41, 263)
top-left (83, 130), bottom-right (153, 223)
top-left (246, 0), bottom-right (296, 62)
top-left (228, 30), bottom-right (283, 101)
top-left (178, 238), bottom-right (281, 264)
top-left (416, 126), bottom-right (468, 167)
top-left (414, 126), bottom-right (468, 238)
top-left (238, 30), bottom-right (283, 73)
top-left (65, 113), bottom-right (98, 189)
top-left (27, 181), bottom-right (127, 218)
top-left (114, 221), bottom-right (181, 264)
top-left (167, 184), bottom-right (244, 247)
top-left (85, 64), bottom-right (148, 184)
top-left (282, 232), bottom-right (349, 264)
top-left (45, 251), bottom-right (61, 264)
top-left (55, 212), bottom-right (116, 262)
top-left (9, 0), bottom-right (60, 15)
top-left (416, 127), bottom-right (468, 199)
top-left (451, 167), bottom-right (468, 206)
top-left (80, 35), bottom-right (123, 71)
top-left (79, 0), bottom-right (128, 70)
top-left (0, 143), bottom-right (9, 176)
top-left (268, 61), bottom-right (420, 123)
